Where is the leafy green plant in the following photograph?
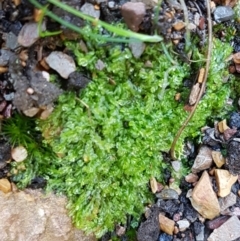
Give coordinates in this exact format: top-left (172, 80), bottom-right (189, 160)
top-left (2, 114), bottom-right (55, 188)
top-left (30, 38), bottom-right (232, 236)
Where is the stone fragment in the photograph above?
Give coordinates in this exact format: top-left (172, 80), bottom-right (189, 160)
top-left (172, 21), bottom-right (185, 31)
top-left (191, 146), bottom-right (213, 173)
top-left (130, 0), bottom-right (157, 9)
top-left (137, 208), bottom-right (160, 241)
top-left (80, 3), bottom-right (100, 18)
top-left (187, 23), bottom-right (197, 31)
top-left (189, 83), bottom-right (200, 105)
top-left (224, 128), bottom-right (237, 141)
top-left (213, 6), bottom-right (235, 23)
top-left (121, 2), bottom-right (146, 32)
top-left (4, 32), bottom-right (19, 50)
top-left (229, 112), bottom-right (240, 129)
top-left (227, 134), bottom-right (240, 175)
top-left (95, 59), bottom-right (105, 71)
top-left (0, 179), bottom-right (11, 194)
top-left (177, 219), bottom-right (190, 232)
top-left (23, 107), bottom-right (40, 117)
top-left (156, 188), bottom-right (179, 200)
top-left (0, 189), bottom-right (96, 241)
top-left (171, 161), bottom-right (181, 172)
top-left (219, 192), bottom-right (237, 212)
top-left (236, 64), bottom-right (240, 73)
top-left (185, 173), bottom-right (199, 183)
top-left (11, 146), bottom-right (28, 162)
top-left (233, 52), bottom-right (240, 64)
top-left (129, 41), bottom-right (146, 58)
top-left (212, 151), bottom-right (225, 168)
top-left (208, 216), bottom-right (240, 241)
top-left (218, 119), bottom-right (229, 133)
top-left (206, 215), bottom-right (230, 230)
top-left (215, 169), bottom-right (238, 197)
top-left (150, 177), bottom-right (158, 194)
top-left (18, 22), bottom-right (46, 47)
top-left (159, 214), bottom-right (175, 235)
top-left (45, 51), bottom-right (76, 79)
top-left (188, 171), bottom-right (220, 219)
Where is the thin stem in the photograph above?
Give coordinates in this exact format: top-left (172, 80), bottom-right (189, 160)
top-left (170, 0), bottom-right (213, 160)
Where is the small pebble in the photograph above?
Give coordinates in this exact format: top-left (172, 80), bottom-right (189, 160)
top-left (213, 6), bottom-right (235, 23)
top-left (156, 188), bottom-right (179, 200)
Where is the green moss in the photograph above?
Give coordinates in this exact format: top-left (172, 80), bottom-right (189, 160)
top-left (29, 38), bottom-right (232, 236)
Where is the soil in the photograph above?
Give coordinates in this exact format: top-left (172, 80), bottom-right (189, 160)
top-left (0, 0), bottom-right (239, 241)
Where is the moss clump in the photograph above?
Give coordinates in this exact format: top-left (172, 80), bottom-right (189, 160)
top-left (29, 38), bottom-right (231, 236)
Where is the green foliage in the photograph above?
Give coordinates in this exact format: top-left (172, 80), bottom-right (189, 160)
top-left (33, 38), bottom-right (233, 236)
top-left (2, 114), bottom-right (55, 188)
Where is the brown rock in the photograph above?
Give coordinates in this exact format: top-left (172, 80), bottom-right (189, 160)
top-left (189, 83), bottom-right (200, 105)
top-left (189, 171), bottom-right (220, 219)
top-left (236, 63), bottom-right (240, 73)
top-left (218, 119), bottom-right (230, 133)
top-left (0, 189), bottom-right (96, 241)
top-left (121, 2), bottom-right (146, 32)
top-left (159, 214), bottom-right (175, 235)
top-left (215, 169), bottom-right (238, 197)
top-left (233, 52), bottom-right (240, 64)
top-left (185, 173), bottom-right (199, 183)
top-left (223, 128), bottom-right (237, 141)
top-left (192, 146), bottom-right (213, 173)
top-left (172, 21), bottom-right (185, 31)
top-left (212, 151), bottom-right (225, 168)
top-left (208, 216), bottom-right (240, 241)
top-left (0, 179), bottom-right (11, 194)
top-left (150, 177), bottom-right (158, 194)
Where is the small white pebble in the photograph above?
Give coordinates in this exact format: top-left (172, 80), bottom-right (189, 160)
top-left (42, 71), bottom-right (50, 81)
top-left (26, 87), bottom-right (34, 95)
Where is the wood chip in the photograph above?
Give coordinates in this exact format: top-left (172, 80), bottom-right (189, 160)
top-left (198, 68), bottom-right (205, 83)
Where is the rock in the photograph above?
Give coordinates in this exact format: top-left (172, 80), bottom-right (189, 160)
top-left (18, 21), bottom-right (46, 47)
top-left (208, 216), bottom-right (240, 241)
top-left (150, 177), bottom-right (158, 194)
top-left (233, 52), bottom-right (240, 64)
top-left (213, 6), bottom-right (235, 23)
top-left (187, 23), bottom-right (197, 31)
top-left (223, 128), bottom-right (237, 141)
top-left (156, 188), bottom-right (179, 200)
top-left (218, 119), bottom-right (229, 133)
top-left (219, 192), bottom-right (237, 212)
top-left (212, 151), bottom-right (225, 168)
top-left (195, 224), bottom-right (204, 241)
top-left (158, 233), bottom-right (173, 241)
top-left (229, 112), bottom-right (240, 129)
top-left (215, 169), bottom-right (238, 197)
top-left (171, 161), bottom-right (181, 172)
top-left (129, 41), bottom-right (146, 58)
top-left (130, 0), bottom-right (157, 9)
top-left (137, 207), bottom-right (160, 241)
top-left (23, 107), bottom-right (40, 117)
top-left (172, 21), bottom-right (185, 31)
top-left (227, 133), bottom-right (240, 175)
top-left (95, 59), bottom-right (105, 71)
top-left (191, 146), bottom-right (213, 173)
top-left (185, 173), bottom-right (199, 183)
top-left (0, 49), bottom-right (14, 67)
top-left (177, 219), bottom-right (190, 232)
top-left (189, 83), bottom-right (200, 105)
top-left (121, 2), bottom-right (146, 32)
top-left (159, 214), bottom-right (175, 235)
top-left (45, 51), bottom-right (76, 79)
top-left (206, 215), bottom-right (230, 230)
top-left (0, 189), bottom-right (96, 241)
top-left (0, 142), bottom-right (11, 169)
top-left (0, 178), bottom-right (11, 193)
top-left (3, 32), bottom-right (19, 50)
top-left (80, 3), bottom-right (100, 19)
top-left (188, 171), bottom-right (220, 219)
top-left (11, 146), bottom-right (28, 162)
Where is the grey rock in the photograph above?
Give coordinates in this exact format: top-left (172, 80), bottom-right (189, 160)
top-left (18, 21), bottom-right (46, 47)
top-left (177, 219), bottom-right (190, 232)
top-left (156, 188), bottom-right (179, 200)
top-left (208, 215), bottom-right (240, 241)
top-left (171, 160), bottom-right (181, 172)
top-left (81, 3), bottom-right (100, 19)
top-left (45, 51), bottom-right (76, 79)
top-left (0, 189), bottom-right (96, 241)
top-left (129, 41), bottom-right (146, 58)
top-left (213, 6), bottom-right (234, 23)
top-left (95, 59), bottom-right (105, 70)
top-left (0, 50), bottom-right (14, 67)
top-left (196, 225), bottom-right (204, 241)
top-left (121, 2), bottom-right (146, 32)
top-left (108, 1), bottom-right (115, 9)
top-left (3, 32), bottom-right (19, 50)
top-left (131, 0), bottom-right (158, 9)
top-left (219, 192), bottom-right (237, 212)
top-left (192, 146), bottom-right (213, 173)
